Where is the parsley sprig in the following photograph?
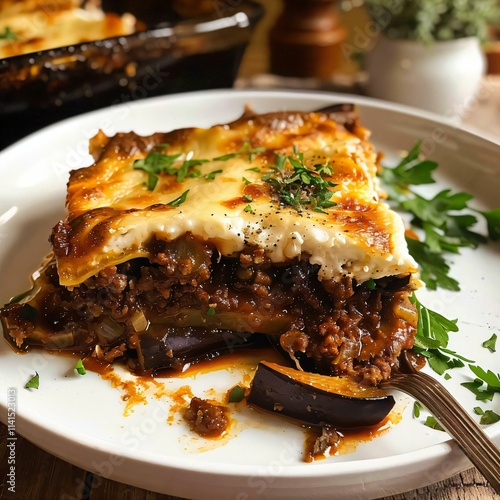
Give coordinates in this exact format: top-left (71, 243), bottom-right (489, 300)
top-left (25, 372), bottom-right (39, 389)
top-left (410, 293), bottom-right (473, 375)
top-left (380, 141), bottom-right (500, 290)
top-left (387, 145), bottom-right (500, 424)
top-left (263, 146), bottom-right (337, 214)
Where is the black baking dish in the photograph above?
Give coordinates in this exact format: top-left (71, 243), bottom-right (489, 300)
top-left (0, 1), bottom-right (263, 149)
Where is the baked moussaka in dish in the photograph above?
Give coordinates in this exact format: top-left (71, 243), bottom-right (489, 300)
top-left (0, 0), bottom-right (136, 59)
top-left (1, 106), bottom-right (419, 385)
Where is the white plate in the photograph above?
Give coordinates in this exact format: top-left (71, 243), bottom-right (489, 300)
top-left (0, 90), bottom-right (499, 499)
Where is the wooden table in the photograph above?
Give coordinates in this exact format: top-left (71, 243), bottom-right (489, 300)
top-left (1, 2), bottom-right (500, 497)
top-left (0, 421), bottom-right (497, 499)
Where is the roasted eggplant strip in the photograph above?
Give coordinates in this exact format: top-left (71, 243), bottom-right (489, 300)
top-left (131, 325), bottom-right (264, 372)
top-left (247, 361), bottom-right (395, 429)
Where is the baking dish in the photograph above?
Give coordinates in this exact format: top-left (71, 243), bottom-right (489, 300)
top-left (0, 0), bottom-right (264, 149)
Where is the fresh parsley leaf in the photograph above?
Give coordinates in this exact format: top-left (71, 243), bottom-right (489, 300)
top-left (378, 142), bottom-right (436, 200)
top-left (468, 365), bottom-right (500, 390)
top-left (75, 359), bottom-right (86, 375)
top-left (461, 378), bottom-right (495, 401)
top-left (482, 333), bottom-right (497, 353)
top-left (246, 167), bottom-right (261, 172)
top-left (25, 372), bottom-right (39, 389)
top-left (213, 142), bottom-right (265, 162)
top-left (365, 279), bottom-right (376, 290)
top-left (263, 149), bottom-right (336, 213)
top-left (480, 208), bottom-right (500, 240)
top-left (480, 410), bottom-right (500, 425)
top-left (187, 169), bottom-right (201, 179)
top-left (167, 190), bottom-right (189, 207)
top-left (228, 385), bottom-right (246, 403)
top-left (248, 147), bottom-right (266, 162)
top-left (423, 416), bottom-right (445, 431)
top-left (0, 27), bottom-right (18, 40)
top-left (473, 406), bottom-right (500, 424)
top-left (244, 204), bottom-right (253, 213)
top-left (406, 238), bottom-right (460, 291)
top-left (410, 293), bottom-right (468, 376)
top-left (413, 401), bottom-right (422, 418)
top-left (203, 169), bottom-right (223, 181)
top-left (133, 151), bottom-right (182, 190)
top-left (380, 142), bottom-right (498, 292)
top-left (473, 406), bottom-right (484, 415)
top-left (242, 177), bottom-right (251, 185)
top-left (177, 159), bottom-right (208, 182)
top-left (461, 364), bottom-right (500, 401)
top-left (207, 307), bottom-right (216, 316)
top-left (244, 194), bottom-right (253, 202)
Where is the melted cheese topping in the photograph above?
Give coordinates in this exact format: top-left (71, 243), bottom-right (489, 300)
top-left (0, 0), bottom-right (136, 59)
top-left (53, 110), bottom-right (418, 286)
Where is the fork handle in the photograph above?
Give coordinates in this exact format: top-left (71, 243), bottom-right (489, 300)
top-left (385, 371), bottom-right (500, 493)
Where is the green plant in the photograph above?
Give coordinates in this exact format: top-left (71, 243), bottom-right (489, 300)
top-left (365, 0), bottom-right (500, 42)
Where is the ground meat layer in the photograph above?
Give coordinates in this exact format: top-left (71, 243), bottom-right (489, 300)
top-left (1, 234), bottom-right (417, 385)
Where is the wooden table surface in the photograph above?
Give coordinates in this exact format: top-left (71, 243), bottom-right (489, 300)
top-left (1, 2), bottom-right (500, 498)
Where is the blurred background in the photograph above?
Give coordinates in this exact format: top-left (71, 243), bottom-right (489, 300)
top-left (1, 0), bottom-right (500, 146)
top-left (237, 0), bottom-right (500, 128)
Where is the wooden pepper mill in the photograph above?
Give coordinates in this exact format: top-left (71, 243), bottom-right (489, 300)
top-left (269, 0), bottom-right (347, 79)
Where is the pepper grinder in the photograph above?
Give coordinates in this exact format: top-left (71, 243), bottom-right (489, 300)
top-left (269, 0), bottom-right (347, 79)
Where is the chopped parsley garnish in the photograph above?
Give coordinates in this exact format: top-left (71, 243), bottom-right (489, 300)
top-left (213, 141), bottom-right (265, 162)
top-left (177, 159), bottom-right (208, 182)
top-left (413, 401), bottom-right (422, 418)
top-left (263, 148), bottom-right (337, 214)
top-left (461, 366), bottom-right (500, 401)
top-left (0, 27), bottom-right (18, 40)
top-left (167, 190), bottom-right (189, 207)
top-left (228, 385), bottom-right (246, 403)
top-left (380, 141), bottom-right (498, 291)
top-left (203, 169), bottom-right (222, 181)
top-left (364, 279), bottom-right (376, 290)
top-left (480, 208), bottom-right (500, 240)
top-left (246, 167), bottom-right (261, 173)
top-left (75, 359), bottom-right (86, 375)
top-left (423, 416), bottom-right (445, 432)
top-left (244, 194), bottom-right (253, 202)
top-left (25, 372), bottom-right (39, 390)
top-left (134, 141), bottom-right (265, 190)
top-left (133, 149), bottom-right (181, 190)
top-left (244, 204), bottom-right (253, 212)
top-left (207, 307), bottom-right (216, 316)
top-left (473, 407), bottom-right (500, 425)
top-left (242, 176), bottom-right (251, 185)
top-left (461, 378), bottom-right (495, 402)
top-left (469, 365), bottom-right (500, 391)
top-left (482, 333), bottom-right (497, 353)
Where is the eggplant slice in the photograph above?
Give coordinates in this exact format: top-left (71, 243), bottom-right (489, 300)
top-left (247, 361), bottom-right (395, 429)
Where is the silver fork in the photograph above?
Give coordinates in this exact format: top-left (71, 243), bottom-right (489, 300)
top-left (382, 354), bottom-right (500, 494)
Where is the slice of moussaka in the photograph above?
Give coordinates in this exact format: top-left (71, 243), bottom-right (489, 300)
top-left (1, 105), bottom-right (419, 385)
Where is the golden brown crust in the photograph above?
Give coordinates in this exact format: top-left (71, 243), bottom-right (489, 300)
top-left (51, 109), bottom-right (417, 286)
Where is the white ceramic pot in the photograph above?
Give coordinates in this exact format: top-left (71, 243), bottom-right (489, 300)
top-left (366, 36), bottom-right (486, 118)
